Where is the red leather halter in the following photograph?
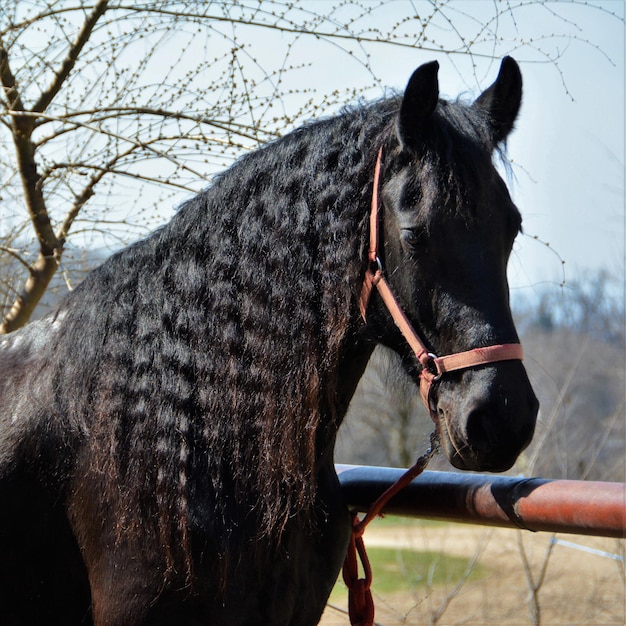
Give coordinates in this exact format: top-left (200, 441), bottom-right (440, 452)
top-left (343, 148), bottom-right (525, 626)
top-left (360, 147), bottom-right (524, 417)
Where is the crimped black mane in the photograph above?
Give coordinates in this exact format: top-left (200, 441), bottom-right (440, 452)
top-left (34, 98), bottom-right (404, 571)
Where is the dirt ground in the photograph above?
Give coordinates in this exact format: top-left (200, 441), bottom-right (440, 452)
top-left (320, 521), bottom-right (625, 626)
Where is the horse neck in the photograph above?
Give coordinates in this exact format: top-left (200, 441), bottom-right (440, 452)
top-left (316, 330), bottom-right (375, 459)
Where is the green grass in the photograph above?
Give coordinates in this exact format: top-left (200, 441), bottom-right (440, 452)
top-left (366, 514), bottom-right (446, 529)
top-left (330, 545), bottom-right (486, 601)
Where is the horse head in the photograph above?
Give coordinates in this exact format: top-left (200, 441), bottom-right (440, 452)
top-left (365, 58), bottom-right (538, 472)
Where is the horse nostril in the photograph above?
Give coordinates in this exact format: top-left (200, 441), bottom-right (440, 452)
top-left (465, 406), bottom-right (496, 457)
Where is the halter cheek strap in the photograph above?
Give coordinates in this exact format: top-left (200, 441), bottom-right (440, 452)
top-left (360, 147), bottom-right (524, 416)
top-left (344, 147), bottom-right (525, 626)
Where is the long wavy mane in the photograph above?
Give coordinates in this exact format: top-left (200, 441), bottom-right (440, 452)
top-left (35, 98), bottom-right (400, 575)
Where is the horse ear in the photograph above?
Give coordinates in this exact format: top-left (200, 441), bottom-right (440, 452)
top-left (398, 61), bottom-right (439, 151)
top-left (474, 56), bottom-right (522, 143)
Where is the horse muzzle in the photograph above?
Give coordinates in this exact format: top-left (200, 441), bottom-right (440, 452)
top-left (432, 361), bottom-right (538, 472)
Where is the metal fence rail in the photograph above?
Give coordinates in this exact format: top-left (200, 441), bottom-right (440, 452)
top-left (336, 465), bottom-right (626, 539)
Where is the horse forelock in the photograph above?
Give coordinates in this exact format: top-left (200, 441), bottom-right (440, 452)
top-left (388, 96), bottom-right (511, 229)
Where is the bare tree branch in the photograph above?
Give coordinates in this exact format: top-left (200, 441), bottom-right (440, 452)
top-left (32, 0), bottom-right (110, 115)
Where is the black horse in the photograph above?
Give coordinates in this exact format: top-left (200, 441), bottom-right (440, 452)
top-left (0, 58), bottom-right (537, 625)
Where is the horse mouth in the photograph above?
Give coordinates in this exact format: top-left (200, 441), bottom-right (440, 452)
top-left (436, 415), bottom-right (480, 471)
top-left (435, 411), bottom-right (523, 473)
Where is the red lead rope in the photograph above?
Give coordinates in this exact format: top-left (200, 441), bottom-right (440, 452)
top-left (341, 440), bottom-right (437, 626)
top-left (343, 147), bottom-right (525, 625)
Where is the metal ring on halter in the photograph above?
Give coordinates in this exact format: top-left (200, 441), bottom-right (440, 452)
top-left (426, 352), bottom-right (442, 381)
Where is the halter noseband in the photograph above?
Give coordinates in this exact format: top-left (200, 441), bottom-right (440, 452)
top-left (360, 147), bottom-right (524, 416)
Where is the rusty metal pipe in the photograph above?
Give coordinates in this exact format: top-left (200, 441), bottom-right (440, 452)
top-left (336, 465), bottom-right (626, 538)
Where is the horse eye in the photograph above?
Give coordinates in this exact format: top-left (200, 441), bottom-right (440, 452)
top-left (401, 228), bottom-right (427, 252)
